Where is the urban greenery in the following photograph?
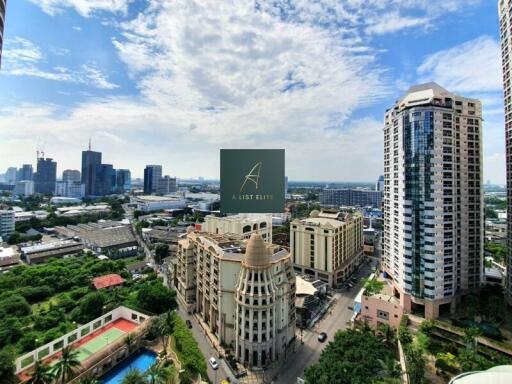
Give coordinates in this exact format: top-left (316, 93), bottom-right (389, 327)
top-left (304, 325), bottom-right (400, 384)
top-left (0, 254), bottom-right (176, 359)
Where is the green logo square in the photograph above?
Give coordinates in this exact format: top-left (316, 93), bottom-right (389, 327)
top-left (220, 149), bottom-right (285, 213)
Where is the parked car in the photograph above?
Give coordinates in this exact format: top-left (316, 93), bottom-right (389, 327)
top-left (318, 332), bottom-right (327, 342)
top-left (209, 357), bottom-right (219, 370)
top-left (186, 320), bottom-right (193, 329)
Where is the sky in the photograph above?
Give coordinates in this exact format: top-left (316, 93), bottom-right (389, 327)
top-left (0, 0), bottom-right (505, 182)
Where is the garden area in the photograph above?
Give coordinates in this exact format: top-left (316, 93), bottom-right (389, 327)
top-left (0, 253), bottom-right (177, 381)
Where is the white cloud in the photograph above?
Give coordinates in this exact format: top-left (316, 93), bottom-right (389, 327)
top-left (417, 36), bottom-right (502, 93)
top-left (2, 37), bottom-right (118, 90)
top-left (29, 0), bottom-right (131, 17)
top-left (365, 13), bottom-right (430, 35)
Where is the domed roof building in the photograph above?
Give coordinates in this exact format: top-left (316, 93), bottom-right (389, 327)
top-left (175, 231), bottom-right (296, 369)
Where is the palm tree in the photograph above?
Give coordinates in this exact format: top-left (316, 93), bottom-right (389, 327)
top-left (124, 333), bottom-right (136, 368)
top-left (145, 362), bottom-right (162, 384)
top-left (27, 360), bottom-right (54, 384)
top-left (51, 346), bottom-right (81, 384)
top-left (77, 374), bottom-right (101, 384)
top-left (122, 369), bottom-right (146, 384)
top-left (158, 312), bottom-right (174, 356)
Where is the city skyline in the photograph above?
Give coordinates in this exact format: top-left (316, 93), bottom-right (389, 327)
top-left (0, 1), bottom-right (505, 183)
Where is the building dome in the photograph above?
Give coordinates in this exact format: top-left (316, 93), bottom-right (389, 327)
top-left (243, 233), bottom-right (269, 268)
top-left (309, 209), bottom-right (320, 218)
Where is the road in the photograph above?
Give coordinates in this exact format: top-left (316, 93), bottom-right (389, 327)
top-left (176, 305), bottom-right (231, 384)
top-left (173, 260), bottom-right (375, 384)
top-left (270, 261), bottom-right (375, 384)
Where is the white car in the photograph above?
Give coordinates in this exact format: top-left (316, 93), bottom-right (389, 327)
top-left (209, 357), bottom-right (219, 370)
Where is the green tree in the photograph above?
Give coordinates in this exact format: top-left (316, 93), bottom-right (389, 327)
top-left (27, 360), bottom-right (54, 384)
top-left (405, 346), bottom-right (425, 384)
top-left (145, 363), bottom-right (163, 384)
top-left (463, 327), bottom-right (481, 351)
top-left (124, 333), bottom-right (136, 368)
top-left (154, 244), bottom-right (169, 265)
top-left (304, 326), bottom-right (397, 384)
top-left (77, 374), bottom-right (101, 384)
top-left (362, 278), bottom-right (384, 296)
top-left (0, 349), bottom-right (17, 384)
top-left (136, 282), bottom-right (176, 314)
top-left (122, 369), bottom-right (147, 384)
top-left (79, 292), bottom-right (105, 322)
top-left (51, 346), bottom-right (81, 384)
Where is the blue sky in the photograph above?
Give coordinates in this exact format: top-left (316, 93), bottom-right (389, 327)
top-left (0, 0), bottom-right (505, 182)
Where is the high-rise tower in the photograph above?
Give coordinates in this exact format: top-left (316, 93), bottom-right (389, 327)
top-left (382, 83), bottom-right (483, 319)
top-left (34, 158), bottom-right (57, 195)
top-left (498, 0), bottom-right (512, 305)
top-left (143, 165), bottom-right (162, 194)
top-left (81, 145), bottom-right (102, 197)
top-left (0, 0), bottom-right (7, 68)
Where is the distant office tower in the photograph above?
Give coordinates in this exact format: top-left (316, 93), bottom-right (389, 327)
top-left (17, 164), bottom-right (33, 182)
top-left (319, 188), bottom-right (382, 208)
top-left (95, 164), bottom-right (115, 196)
top-left (157, 175), bottom-right (176, 195)
top-left (34, 158), bottom-right (57, 195)
top-left (0, 0), bottom-right (6, 68)
top-left (383, 83), bottom-right (483, 319)
top-left (285, 176), bottom-right (289, 196)
top-left (498, 0), bottom-right (512, 305)
top-left (14, 180), bottom-right (34, 197)
top-left (376, 175), bottom-right (384, 192)
top-left (0, 209), bottom-right (14, 238)
top-left (82, 148), bottom-right (102, 196)
top-left (5, 167), bottom-right (16, 184)
top-left (63, 169), bottom-right (81, 183)
top-left (115, 169), bottom-right (131, 192)
top-left (143, 165), bottom-right (162, 194)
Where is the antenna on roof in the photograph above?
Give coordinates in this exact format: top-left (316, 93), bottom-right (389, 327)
top-left (88, 137), bottom-right (92, 151)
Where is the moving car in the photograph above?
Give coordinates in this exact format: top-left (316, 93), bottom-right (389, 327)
top-left (186, 319), bottom-right (193, 329)
top-left (318, 332), bottom-right (327, 342)
top-left (209, 357), bottom-right (219, 370)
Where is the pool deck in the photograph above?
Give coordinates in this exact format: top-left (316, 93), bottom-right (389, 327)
top-left (18, 319), bottom-right (138, 382)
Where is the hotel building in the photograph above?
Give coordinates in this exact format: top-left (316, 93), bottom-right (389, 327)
top-left (290, 209), bottom-right (364, 287)
top-left (176, 229), bottom-right (296, 368)
top-left (203, 214), bottom-right (272, 242)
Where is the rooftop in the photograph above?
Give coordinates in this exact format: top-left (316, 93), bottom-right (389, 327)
top-left (134, 195), bottom-right (184, 202)
top-left (80, 226), bottom-right (137, 248)
top-left (92, 274), bottom-right (125, 289)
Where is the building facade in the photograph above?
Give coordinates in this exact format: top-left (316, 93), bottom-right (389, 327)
top-left (115, 169), bottom-right (131, 193)
top-left (383, 83), bottom-right (483, 319)
top-left (63, 169), bottom-right (81, 183)
top-left (17, 164), bottom-right (33, 182)
top-left (55, 180), bottom-right (84, 199)
top-left (290, 209), bottom-right (364, 286)
top-left (34, 158), bottom-right (57, 195)
top-left (82, 149), bottom-right (102, 197)
top-left (0, 209), bottom-right (15, 238)
top-left (131, 195), bottom-right (187, 212)
top-left (498, 0), bottom-right (512, 305)
top-left (204, 214), bottom-right (272, 242)
top-left (156, 175), bottom-right (177, 195)
top-left (0, 0), bottom-right (5, 68)
top-left (176, 230), bottom-right (296, 368)
top-left (143, 165), bottom-right (162, 194)
top-left (319, 188), bottom-right (383, 208)
top-left (14, 180), bottom-right (34, 197)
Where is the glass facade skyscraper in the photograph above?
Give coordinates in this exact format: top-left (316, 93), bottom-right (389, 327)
top-left (383, 83), bottom-right (483, 319)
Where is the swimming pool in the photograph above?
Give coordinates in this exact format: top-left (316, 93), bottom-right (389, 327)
top-left (101, 349), bottom-right (157, 384)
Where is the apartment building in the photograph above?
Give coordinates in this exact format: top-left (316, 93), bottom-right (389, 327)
top-left (0, 210), bottom-right (14, 238)
top-left (383, 82), bottom-right (483, 319)
top-left (290, 209), bottom-right (364, 287)
top-left (498, 0), bottom-right (512, 305)
top-left (175, 229), bottom-right (296, 368)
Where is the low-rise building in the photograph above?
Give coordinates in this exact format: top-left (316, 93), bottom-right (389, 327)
top-left (21, 239), bottom-right (84, 264)
top-left (14, 210), bottom-right (49, 222)
top-left (319, 188), bottom-right (383, 208)
top-left (360, 275), bottom-right (403, 329)
top-left (204, 214), bottom-right (272, 242)
top-left (80, 225), bottom-right (138, 258)
top-left (176, 230), bottom-right (296, 368)
top-left (290, 209), bottom-right (364, 286)
top-left (131, 195), bottom-right (187, 212)
top-left (92, 274), bottom-right (125, 290)
top-left (0, 246), bottom-right (20, 268)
